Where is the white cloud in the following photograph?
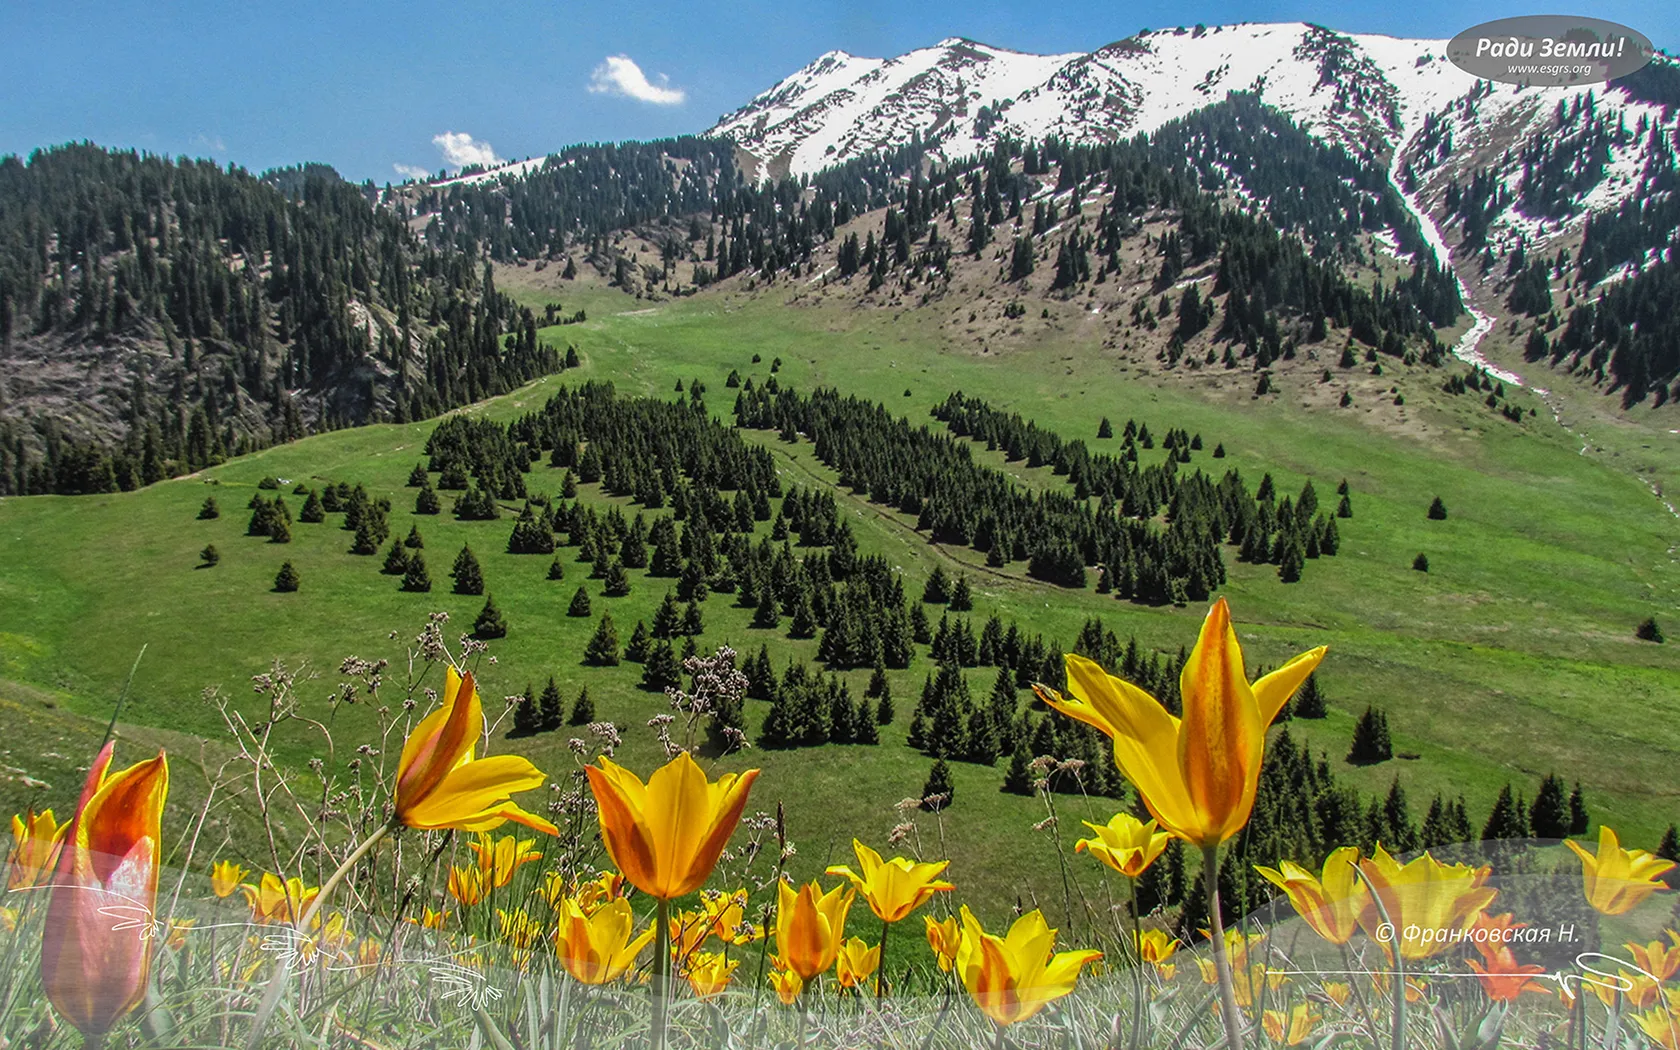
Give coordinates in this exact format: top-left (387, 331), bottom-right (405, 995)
top-left (432, 131), bottom-right (503, 170)
top-left (192, 133), bottom-right (228, 153)
top-left (392, 163), bottom-right (433, 182)
top-left (588, 54), bottom-right (687, 105)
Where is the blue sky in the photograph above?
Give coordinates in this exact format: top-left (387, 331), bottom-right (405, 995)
top-left (3, 0), bottom-right (1674, 183)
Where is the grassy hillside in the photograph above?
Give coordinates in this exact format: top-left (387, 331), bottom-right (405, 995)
top-left (1, 268), bottom-right (1676, 923)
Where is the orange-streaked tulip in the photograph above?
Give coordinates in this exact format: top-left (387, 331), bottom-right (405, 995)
top-left (1262, 1003), bottom-right (1321, 1045)
top-left (40, 743), bottom-right (169, 1038)
top-left (1629, 932), bottom-right (1680, 982)
top-left (1565, 826), bottom-right (1677, 917)
top-left (1469, 944), bottom-right (1549, 1001)
top-left (164, 918), bottom-right (195, 951)
top-left (239, 872), bottom-right (319, 924)
top-left (417, 906), bottom-right (448, 930)
top-left (776, 879), bottom-right (855, 982)
top-left (585, 750), bottom-right (759, 901)
top-left (1322, 982), bottom-right (1352, 1008)
top-left (1635, 1006), bottom-right (1680, 1050)
top-left (1256, 847), bottom-right (1368, 945)
top-left (684, 951), bottom-right (739, 999)
top-left (926, 913), bottom-right (960, 971)
top-left (209, 859), bottom-right (248, 899)
top-left (770, 965), bottom-right (804, 1004)
top-left (835, 936), bottom-right (882, 990)
top-left (668, 907), bottom-right (714, 967)
top-left (954, 905), bottom-right (1102, 1026)
top-left (1137, 928), bottom-right (1179, 965)
top-left (395, 666), bottom-right (558, 835)
top-left (1592, 971), bottom-right (1663, 1011)
top-left (699, 888), bottom-right (762, 945)
top-left (1357, 845), bottom-right (1498, 961)
top-left (8, 808), bottom-right (67, 891)
top-left (1034, 599), bottom-right (1325, 846)
top-left (554, 895), bottom-right (655, 985)
top-left (570, 870), bottom-right (628, 914)
top-left (826, 839), bottom-right (953, 923)
top-left (1231, 964), bottom-right (1291, 1009)
top-left (1076, 812), bottom-right (1171, 878)
top-left (497, 907), bottom-right (542, 950)
top-left (470, 832), bottom-right (543, 888)
top-left (447, 864), bottom-right (492, 907)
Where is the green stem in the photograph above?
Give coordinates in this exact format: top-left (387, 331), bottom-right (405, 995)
top-left (244, 821), bottom-right (393, 1050)
top-left (876, 919), bottom-right (890, 999)
top-left (652, 897), bottom-right (671, 1050)
top-left (81, 1032), bottom-right (108, 1050)
top-left (1390, 946), bottom-right (1407, 1050)
top-left (1202, 845), bottom-right (1245, 1050)
top-left (1339, 942), bottom-right (1384, 1050)
top-left (1126, 876), bottom-right (1145, 1050)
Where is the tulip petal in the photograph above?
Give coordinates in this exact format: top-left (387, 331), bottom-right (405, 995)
top-left (399, 754), bottom-right (545, 830)
top-left (1252, 646), bottom-right (1328, 727)
top-left (1177, 599), bottom-right (1263, 843)
top-left (396, 668), bottom-right (481, 815)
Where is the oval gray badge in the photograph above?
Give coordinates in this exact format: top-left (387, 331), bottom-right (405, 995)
top-left (1447, 15), bottom-right (1654, 86)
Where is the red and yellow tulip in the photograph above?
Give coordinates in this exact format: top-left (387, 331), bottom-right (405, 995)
top-left (1034, 599), bottom-right (1325, 847)
top-left (446, 863), bottom-right (492, 907)
top-left (395, 666), bottom-right (557, 835)
top-left (1469, 944), bottom-right (1548, 1002)
top-left (684, 951), bottom-right (739, 999)
top-left (554, 895), bottom-right (655, 985)
top-left (1628, 931), bottom-right (1680, 983)
top-left (8, 808), bottom-right (67, 891)
top-left (826, 839), bottom-right (953, 923)
top-left (1262, 1003), bottom-right (1321, 1045)
top-left (585, 750), bottom-right (759, 901)
top-left (1076, 812), bottom-right (1172, 878)
top-left (239, 872), bottom-right (320, 924)
top-left (1564, 826), bottom-right (1676, 917)
top-left (469, 832), bottom-right (543, 888)
top-left (835, 936), bottom-right (882, 991)
top-left (926, 913), bottom-right (960, 972)
top-left (39, 742), bottom-right (169, 1039)
top-left (953, 905), bottom-right (1102, 1027)
top-left (1255, 846), bottom-right (1368, 945)
top-left (775, 879), bottom-right (855, 982)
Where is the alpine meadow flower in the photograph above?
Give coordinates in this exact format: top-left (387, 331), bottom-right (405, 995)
top-left (835, 936), bottom-right (882, 990)
top-left (769, 965), bottom-right (804, 1005)
top-left (239, 872), bottom-right (320, 924)
top-left (209, 859), bottom-right (248, 899)
top-left (1468, 944), bottom-right (1548, 1001)
top-left (39, 742), bottom-right (169, 1040)
top-left (584, 750), bottom-right (759, 901)
top-left (775, 879), bottom-right (855, 982)
top-left (953, 905), bottom-right (1102, 1026)
top-left (925, 913), bottom-right (960, 972)
top-left (8, 808), bottom-right (67, 891)
top-left (1075, 812), bottom-right (1171, 878)
top-left (1262, 1003), bottom-right (1321, 1045)
top-left (1033, 598), bottom-right (1325, 848)
top-left (395, 666), bottom-right (558, 835)
top-left (1628, 932), bottom-right (1680, 982)
top-left (683, 951), bottom-right (739, 999)
top-left (1357, 845), bottom-right (1498, 961)
top-left (825, 839), bottom-right (953, 923)
top-left (1565, 825), bottom-right (1676, 916)
top-left (468, 832), bottom-right (542, 888)
top-left (1255, 846), bottom-right (1368, 945)
top-left (553, 895), bottom-right (655, 985)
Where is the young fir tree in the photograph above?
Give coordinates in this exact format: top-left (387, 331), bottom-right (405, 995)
top-left (625, 620), bottom-right (653, 663)
top-left (566, 586), bottom-right (592, 617)
top-left (404, 525), bottom-right (425, 549)
top-left (949, 574), bottom-right (973, 612)
top-left (1001, 736), bottom-right (1036, 795)
top-left (682, 600), bottom-right (704, 636)
top-left (603, 559), bottom-right (632, 597)
top-left (407, 463), bottom-right (429, 487)
top-left (199, 544), bottom-right (219, 568)
top-left (198, 496), bottom-right (220, 520)
top-left (1568, 783), bottom-right (1590, 835)
top-left (1482, 784), bottom-right (1532, 842)
top-left (547, 557), bottom-right (566, 581)
top-left (1637, 617), bottom-right (1665, 643)
top-left (753, 586), bottom-right (780, 629)
top-left (583, 613), bottom-right (619, 666)
top-left (1097, 417), bottom-right (1114, 439)
top-left (415, 483), bottom-right (441, 515)
top-left (1657, 825), bottom-right (1680, 870)
top-left (273, 561), bottom-right (300, 592)
top-left (1412, 553), bottom-right (1430, 572)
top-left (875, 683), bottom-right (895, 726)
top-left (1347, 706), bottom-right (1393, 764)
top-left (538, 677), bottom-right (564, 732)
top-left (382, 540), bottom-right (410, 575)
top-left (1293, 672), bottom-right (1327, 718)
top-left (787, 589), bottom-right (817, 639)
top-left (923, 566), bottom-right (951, 604)
top-left (474, 593), bottom-right (508, 639)
top-left (921, 759), bottom-right (954, 812)
top-left (451, 545), bottom-right (485, 595)
top-left (1337, 493), bottom-right (1353, 518)
top-left (300, 489), bottom-right (325, 523)
top-left (512, 684), bottom-right (539, 736)
top-left (642, 640), bottom-right (681, 691)
top-left (402, 553), bottom-right (432, 592)
top-left (569, 687), bottom-right (595, 726)
top-left (1427, 496), bottom-right (1449, 520)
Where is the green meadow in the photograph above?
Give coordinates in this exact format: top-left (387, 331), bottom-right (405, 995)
top-left (1, 272), bottom-right (1677, 921)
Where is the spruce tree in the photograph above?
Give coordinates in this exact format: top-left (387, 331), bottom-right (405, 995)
top-left (382, 540), bottom-right (410, 575)
top-left (404, 524), bottom-right (425, 549)
top-left (642, 640), bottom-right (681, 691)
top-left (949, 574), bottom-right (973, 612)
top-left (402, 553), bottom-right (432, 592)
top-left (921, 759), bottom-right (954, 812)
top-left (682, 600), bottom-right (704, 636)
top-left (583, 613), bottom-right (620, 666)
top-left (1636, 617), bottom-right (1665, 643)
top-left (415, 482), bottom-right (441, 515)
top-left (753, 586), bottom-right (780, 628)
top-left (1568, 783), bottom-right (1590, 834)
top-left (268, 516), bottom-right (292, 544)
top-left (198, 496), bottom-right (220, 520)
top-left (350, 518), bottom-right (377, 554)
top-left (199, 544), bottom-right (219, 568)
top-left (511, 684), bottom-right (539, 736)
top-left (300, 489), bottom-right (325, 523)
top-left (1293, 673), bottom-right (1327, 718)
top-left (474, 593), bottom-right (508, 639)
top-left (875, 685), bottom-right (895, 726)
top-left (1097, 417), bottom-right (1113, 439)
top-left (788, 589), bottom-right (817, 638)
top-left (570, 687), bottom-right (595, 725)
top-left (1482, 784), bottom-right (1531, 842)
top-left (1347, 706), bottom-right (1392, 764)
top-left (1412, 553), bottom-right (1430, 572)
top-left (1002, 736), bottom-right (1035, 795)
top-left (567, 586), bottom-right (592, 617)
top-left (1530, 773), bottom-right (1570, 839)
top-left (604, 559), bottom-right (632, 597)
top-left (1657, 825), bottom-right (1680, 869)
top-left (625, 620), bottom-right (653, 663)
top-left (923, 566), bottom-right (951, 604)
top-left (407, 462), bottom-right (429, 487)
top-left (273, 561), bottom-right (300, 592)
top-left (539, 676), bottom-right (564, 731)
top-left (451, 545), bottom-right (484, 595)
top-left (1336, 493), bottom-right (1352, 518)
top-left (547, 557), bottom-right (566, 581)
top-left (1427, 496), bottom-right (1449, 520)
top-left (652, 592), bottom-right (681, 637)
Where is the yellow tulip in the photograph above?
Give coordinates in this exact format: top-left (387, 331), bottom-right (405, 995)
top-left (668, 907), bottom-right (714, 968)
top-left (1255, 847), bottom-right (1367, 945)
top-left (40, 742), bottom-right (169, 1039)
top-left (1076, 812), bottom-right (1172, 878)
top-left (0, 906), bottom-right (17, 933)
top-left (926, 913), bottom-right (960, 972)
top-left (1034, 599), bottom-right (1325, 847)
top-left (8, 808), bottom-right (67, 891)
top-left (1136, 928), bottom-right (1179, 965)
top-left (954, 905), bottom-right (1102, 1027)
top-left (447, 863), bottom-right (492, 907)
top-left (394, 666), bottom-right (557, 835)
top-left (1322, 982), bottom-right (1351, 1008)
top-left (416, 907), bottom-right (448, 930)
top-left (209, 859), bottom-right (248, 899)
top-left (1262, 1003), bottom-right (1321, 1045)
top-left (684, 951), bottom-right (739, 999)
top-left (1357, 845), bottom-right (1498, 961)
top-left (835, 936), bottom-right (882, 990)
top-left (553, 895), bottom-right (655, 985)
top-left (240, 873), bottom-right (320, 925)
top-left (769, 965), bottom-right (804, 1004)
top-left (584, 750), bottom-right (759, 900)
top-left (1565, 826), bottom-right (1676, 917)
top-left (1635, 1005), bottom-right (1680, 1050)
top-left (1231, 964), bottom-right (1290, 1009)
top-left (775, 879), bottom-right (855, 982)
top-left (1628, 931), bottom-right (1680, 982)
top-left (826, 839), bottom-right (953, 923)
top-left (469, 832), bottom-right (543, 888)
top-left (699, 888), bottom-right (762, 945)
